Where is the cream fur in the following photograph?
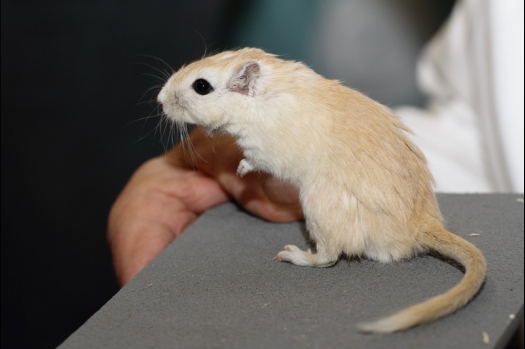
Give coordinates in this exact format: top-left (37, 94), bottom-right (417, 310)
top-left (158, 48), bottom-right (486, 333)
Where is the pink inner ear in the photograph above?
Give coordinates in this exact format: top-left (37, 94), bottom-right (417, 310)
top-left (229, 84), bottom-right (248, 95)
top-left (227, 61), bottom-right (260, 96)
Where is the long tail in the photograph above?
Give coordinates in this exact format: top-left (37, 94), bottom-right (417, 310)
top-left (358, 228), bottom-right (486, 333)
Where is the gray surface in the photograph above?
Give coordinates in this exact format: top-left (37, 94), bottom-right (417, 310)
top-left (59, 194), bottom-right (524, 348)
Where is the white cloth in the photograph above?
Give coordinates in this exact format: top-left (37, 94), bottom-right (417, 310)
top-left (396, 0), bottom-right (524, 193)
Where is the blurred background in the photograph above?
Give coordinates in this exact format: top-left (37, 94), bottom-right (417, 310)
top-left (6, 0), bottom-right (520, 348)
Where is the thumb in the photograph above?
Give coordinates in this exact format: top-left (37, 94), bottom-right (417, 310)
top-left (217, 171), bottom-right (303, 222)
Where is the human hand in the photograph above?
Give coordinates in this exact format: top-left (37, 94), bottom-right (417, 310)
top-left (107, 127), bottom-right (302, 287)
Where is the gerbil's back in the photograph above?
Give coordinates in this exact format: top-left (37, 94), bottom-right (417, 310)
top-left (310, 83), bottom-right (440, 224)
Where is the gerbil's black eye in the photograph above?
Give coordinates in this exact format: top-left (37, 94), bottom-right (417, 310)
top-left (192, 79), bottom-right (214, 95)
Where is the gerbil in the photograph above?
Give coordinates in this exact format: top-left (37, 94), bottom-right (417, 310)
top-left (157, 48), bottom-right (486, 333)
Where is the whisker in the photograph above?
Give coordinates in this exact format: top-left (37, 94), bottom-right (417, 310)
top-left (141, 73), bottom-right (168, 83)
top-left (136, 99), bottom-right (157, 106)
top-left (135, 54), bottom-right (207, 167)
top-left (125, 113), bottom-right (159, 127)
top-left (135, 61), bottom-right (172, 81)
top-left (168, 118), bottom-right (177, 152)
top-left (193, 25), bottom-right (209, 59)
top-left (132, 114), bottom-right (162, 144)
top-left (137, 86), bottom-right (163, 105)
top-left (137, 54), bottom-right (175, 75)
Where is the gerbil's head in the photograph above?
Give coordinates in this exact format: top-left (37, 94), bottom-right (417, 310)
top-left (157, 48), bottom-right (271, 132)
top-left (157, 48), bottom-right (321, 137)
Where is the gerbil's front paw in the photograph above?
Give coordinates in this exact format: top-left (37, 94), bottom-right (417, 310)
top-left (237, 159), bottom-right (255, 177)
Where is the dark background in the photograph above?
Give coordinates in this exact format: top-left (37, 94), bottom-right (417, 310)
top-left (1, 1), bottom-right (240, 347)
top-left (2, 1), bottom-right (489, 349)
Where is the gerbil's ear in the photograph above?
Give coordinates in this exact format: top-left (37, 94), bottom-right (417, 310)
top-left (227, 61), bottom-right (260, 96)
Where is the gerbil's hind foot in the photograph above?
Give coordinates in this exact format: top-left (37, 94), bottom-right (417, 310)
top-left (274, 245), bottom-right (337, 268)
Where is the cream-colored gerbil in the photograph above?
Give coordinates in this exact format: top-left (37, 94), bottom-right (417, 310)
top-left (157, 48), bottom-right (486, 333)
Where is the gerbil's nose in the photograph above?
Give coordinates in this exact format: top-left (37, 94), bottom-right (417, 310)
top-left (157, 90), bottom-right (166, 108)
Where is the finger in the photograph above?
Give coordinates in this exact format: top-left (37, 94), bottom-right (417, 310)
top-left (261, 176), bottom-right (302, 210)
top-left (170, 127), bottom-right (303, 221)
top-left (160, 166), bottom-right (230, 214)
top-left (217, 171), bottom-right (303, 222)
top-left (108, 186), bottom-right (199, 286)
top-left (108, 159), bottom-right (229, 287)
top-left (110, 220), bottom-right (192, 287)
